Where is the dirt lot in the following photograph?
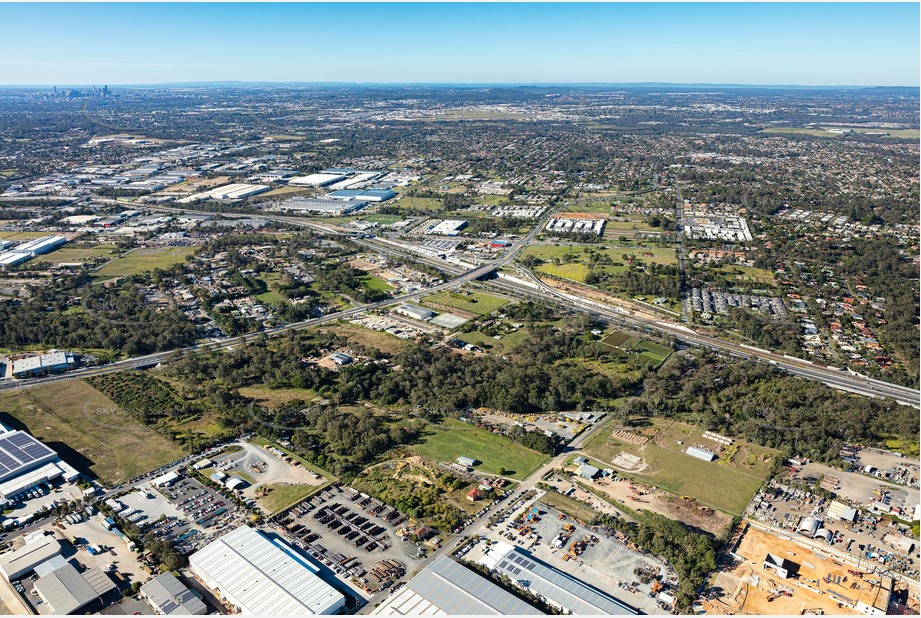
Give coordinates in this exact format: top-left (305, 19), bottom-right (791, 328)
top-left (798, 461), bottom-right (920, 509)
top-left (576, 475), bottom-right (734, 536)
top-left (704, 522), bottom-right (899, 615)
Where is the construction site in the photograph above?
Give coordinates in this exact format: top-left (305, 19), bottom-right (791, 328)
top-left (702, 520), bottom-right (918, 616)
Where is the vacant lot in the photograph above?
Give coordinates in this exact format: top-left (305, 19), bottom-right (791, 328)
top-left (258, 483), bottom-right (321, 514)
top-left (761, 126), bottom-right (920, 139)
top-left (422, 290), bottom-right (508, 315)
top-left (538, 490), bottom-right (601, 523)
top-left (44, 244), bottom-right (117, 263)
top-left (411, 418), bottom-right (548, 480)
top-left (360, 274), bottom-right (395, 293)
top-left (238, 385), bottom-right (319, 407)
top-left (582, 418), bottom-right (774, 514)
top-left (395, 196), bottom-right (441, 213)
top-left (318, 322), bottom-right (410, 355)
top-left (0, 381), bottom-right (184, 485)
top-left (362, 214), bottom-right (403, 225)
top-left (94, 246), bottom-right (197, 277)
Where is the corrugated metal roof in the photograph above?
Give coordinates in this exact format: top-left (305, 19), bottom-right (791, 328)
top-left (485, 543), bottom-right (636, 615)
top-left (189, 525), bottom-right (344, 615)
top-left (141, 572), bottom-right (207, 615)
top-left (33, 563), bottom-right (114, 615)
top-left (372, 556), bottom-right (542, 615)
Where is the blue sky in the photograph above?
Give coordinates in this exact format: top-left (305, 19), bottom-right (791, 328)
top-left (1, 3), bottom-right (918, 86)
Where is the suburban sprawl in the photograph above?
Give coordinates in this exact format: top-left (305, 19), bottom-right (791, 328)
top-left (0, 82), bottom-right (916, 617)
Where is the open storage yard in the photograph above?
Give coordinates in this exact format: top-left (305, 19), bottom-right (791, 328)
top-left (0, 380), bottom-right (185, 485)
top-left (582, 418), bottom-right (776, 515)
top-left (272, 483), bottom-right (426, 597)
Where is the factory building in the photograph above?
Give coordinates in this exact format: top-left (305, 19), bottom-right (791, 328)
top-left (0, 534), bottom-right (62, 580)
top-left (326, 189), bottom-right (396, 202)
top-left (372, 555), bottom-right (542, 615)
top-left (188, 525), bottom-right (345, 615)
top-left (481, 541), bottom-right (637, 615)
top-left (429, 219), bottom-right (468, 236)
top-left (827, 500), bottom-right (858, 522)
top-left (762, 553), bottom-right (797, 579)
top-left (272, 197), bottom-right (368, 215)
top-left (32, 561), bottom-right (117, 614)
top-left (11, 350), bottom-right (76, 378)
top-left (13, 235), bottom-right (67, 256)
top-left (141, 572), bottom-right (207, 615)
top-left (393, 304), bottom-right (435, 321)
top-left (288, 173), bottom-right (346, 187)
top-left (0, 429), bottom-right (80, 504)
top-left (685, 446), bottom-right (717, 462)
top-left (177, 183), bottom-right (270, 203)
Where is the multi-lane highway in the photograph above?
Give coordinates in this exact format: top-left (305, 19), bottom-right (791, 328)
top-left (17, 200), bottom-right (920, 408)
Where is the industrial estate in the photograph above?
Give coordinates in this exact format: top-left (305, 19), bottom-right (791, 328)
top-left (0, 8), bottom-right (918, 617)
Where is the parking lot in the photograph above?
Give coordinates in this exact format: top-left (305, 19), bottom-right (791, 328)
top-left (797, 461), bottom-right (920, 509)
top-left (154, 476), bottom-right (236, 553)
top-left (272, 484), bottom-right (427, 596)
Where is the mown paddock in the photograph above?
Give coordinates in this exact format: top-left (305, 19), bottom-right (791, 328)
top-left (421, 290), bottom-right (509, 315)
top-left (411, 418), bottom-right (549, 480)
top-left (582, 418), bottom-right (775, 515)
top-left (94, 246), bottom-right (197, 277)
top-left (0, 380), bottom-right (185, 485)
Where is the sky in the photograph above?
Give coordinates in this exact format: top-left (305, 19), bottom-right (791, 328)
top-left (1, 2), bottom-right (918, 87)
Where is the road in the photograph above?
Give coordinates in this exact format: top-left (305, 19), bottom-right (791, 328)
top-left (356, 415), bottom-right (613, 613)
top-left (9, 201), bottom-right (918, 408)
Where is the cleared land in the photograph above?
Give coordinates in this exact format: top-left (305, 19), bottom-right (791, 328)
top-left (238, 385), bottom-right (319, 407)
top-left (94, 246), bottom-right (197, 277)
top-left (761, 126), bottom-right (920, 139)
top-left (539, 490), bottom-right (601, 523)
top-left (0, 381), bottom-right (184, 485)
top-left (359, 274), bottom-right (395, 293)
top-left (582, 418), bottom-right (775, 514)
top-left (258, 483), bottom-right (319, 514)
top-left (318, 322), bottom-right (410, 355)
top-left (44, 244), bottom-right (116, 263)
top-left (422, 290), bottom-right (508, 315)
top-left (411, 418), bottom-right (549, 480)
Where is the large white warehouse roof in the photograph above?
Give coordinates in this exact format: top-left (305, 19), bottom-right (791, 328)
top-left (189, 525), bottom-right (344, 615)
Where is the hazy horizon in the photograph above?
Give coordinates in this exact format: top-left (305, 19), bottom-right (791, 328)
top-left (2, 3), bottom-right (919, 87)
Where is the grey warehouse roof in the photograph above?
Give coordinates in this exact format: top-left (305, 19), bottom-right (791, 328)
top-left (142, 572), bottom-right (207, 615)
top-left (372, 556), bottom-right (543, 615)
top-left (33, 562), bottom-right (116, 615)
top-left (484, 542), bottom-right (637, 615)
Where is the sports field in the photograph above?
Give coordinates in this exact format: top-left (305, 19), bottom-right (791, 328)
top-left (422, 290), bottom-right (508, 315)
top-left (94, 246), bottom-right (197, 277)
top-left (0, 381), bottom-right (185, 486)
top-left (412, 418), bottom-right (549, 480)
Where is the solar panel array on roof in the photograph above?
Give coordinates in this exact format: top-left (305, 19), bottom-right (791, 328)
top-left (0, 431), bottom-right (58, 483)
top-left (371, 556), bottom-right (542, 615)
top-left (487, 544), bottom-right (637, 615)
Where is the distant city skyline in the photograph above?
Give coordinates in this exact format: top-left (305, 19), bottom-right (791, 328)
top-left (1, 2), bottom-right (918, 87)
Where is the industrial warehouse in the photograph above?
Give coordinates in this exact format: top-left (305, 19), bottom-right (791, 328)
top-left (188, 524), bottom-right (346, 615)
top-left (480, 541), bottom-right (638, 615)
top-left (371, 555), bottom-right (543, 615)
top-left (0, 427), bottom-right (80, 510)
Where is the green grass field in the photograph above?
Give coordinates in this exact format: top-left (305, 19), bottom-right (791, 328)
top-left (561, 203), bottom-right (613, 214)
top-left (582, 419), bottom-right (775, 514)
top-left (395, 196), bottom-right (441, 213)
top-left (412, 418), bottom-right (549, 480)
top-left (422, 290), bottom-right (508, 315)
top-left (42, 245), bottom-right (116, 263)
top-left (537, 262), bottom-right (590, 281)
top-left (258, 483), bottom-right (320, 514)
top-left (0, 381), bottom-right (185, 486)
top-left (94, 246), bottom-right (197, 277)
top-left (0, 231), bottom-right (54, 240)
top-left (362, 214), bottom-right (403, 225)
top-left (360, 274), bottom-right (395, 293)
